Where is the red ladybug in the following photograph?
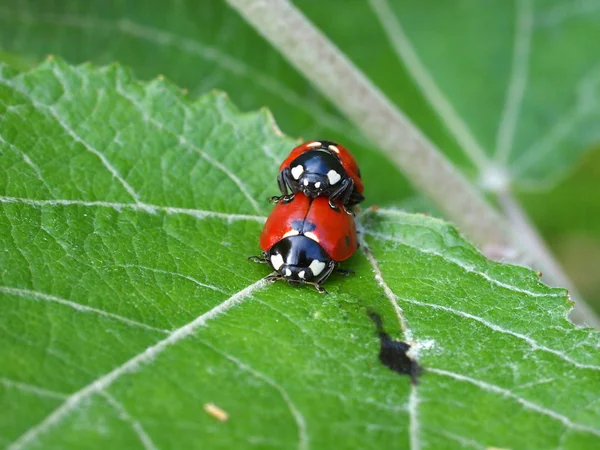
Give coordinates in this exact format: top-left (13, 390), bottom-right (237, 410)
top-left (271, 140), bottom-right (364, 214)
top-left (250, 192), bottom-right (357, 293)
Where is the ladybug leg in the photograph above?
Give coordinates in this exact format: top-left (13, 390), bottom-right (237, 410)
top-left (339, 182), bottom-right (357, 215)
top-left (327, 199), bottom-right (341, 213)
top-left (248, 255), bottom-right (267, 264)
top-left (265, 273), bottom-right (285, 283)
top-left (303, 281), bottom-right (328, 294)
top-left (269, 168), bottom-right (296, 204)
top-left (328, 178), bottom-right (354, 214)
top-left (306, 260), bottom-right (337, 293)
top-left (313, 260), bottom-right (337, 287)
top-left (313, 283), bottom-right (328, 294)
top-left (348, 191), bottom-right (365, 207)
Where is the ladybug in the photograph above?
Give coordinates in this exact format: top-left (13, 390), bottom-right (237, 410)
top-left (271, 140), bottom-right (364, 214)
top-left (250, 192), bottom-right (357, 293)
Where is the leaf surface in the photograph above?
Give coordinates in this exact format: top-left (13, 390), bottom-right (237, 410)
top-left (2, 1), bottom-right (599, 190)
top-left (1, 60), bottom-right (599, 450)
top-left (0, 0), bottom-right (415, 208)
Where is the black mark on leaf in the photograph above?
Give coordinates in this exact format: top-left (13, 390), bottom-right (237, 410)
top-left (369, 311), bottom-right (421, 384)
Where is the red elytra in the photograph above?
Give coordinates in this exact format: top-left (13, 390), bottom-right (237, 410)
top-left (280, 140), bottom-right (364, 195)
top-left (260, 192), bottom-right (357, 262)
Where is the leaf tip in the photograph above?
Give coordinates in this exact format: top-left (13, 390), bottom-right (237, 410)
top-left (260, 107), bottom-right (284, 137)
top-left (211, 88), bottom-right (230, 101)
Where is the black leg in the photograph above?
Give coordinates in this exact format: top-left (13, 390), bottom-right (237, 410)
top-left (315, 260), bottom-right (337, 285)
top-left (304, 281), bottom-right (328, 294)
top-left (265, 274), bottom-right (284, 283)
top-left (338, 179), bottom-right (356, 215)
top-left (348, 191), bottom-right (365, 207)
top-left (327, 198), bottom-right (341, 212)
top-left (248, 255), bottom-right (267, 263)
top-left (277, 169), bottom-right (289, 196)
top-left (269, 168), bottom-right (296, 204)
top-left (307, 261), bottom-right (337, 293)
top-left (314, 283), bottom-right (328, 294)
top-left (328, 178), bottom-right (353, 213)
top-left (269, 194), bottom-right (295, 204)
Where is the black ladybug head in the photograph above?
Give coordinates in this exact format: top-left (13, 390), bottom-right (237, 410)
top-left (288, 150), bottom-right (346, 198)
top-left (266, 236), bottom-right (332, 284)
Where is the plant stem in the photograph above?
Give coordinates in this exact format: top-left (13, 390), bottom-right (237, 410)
top-left (225, 0), bottom-right (600, 326)
top-left (225, 0), bottom-right (510, 249)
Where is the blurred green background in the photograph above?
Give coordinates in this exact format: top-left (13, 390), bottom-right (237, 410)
top-left (1, 0), bottom-right (598, 310)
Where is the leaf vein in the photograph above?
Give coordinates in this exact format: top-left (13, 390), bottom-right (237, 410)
top-left (6, 277), bottom-right (268, 450)
top-left (401, 296), bottom-right (600, 371)
top-left (0, 195), bottom-right (267, 223)
top-left (364, 227), bottom-right (562, 298)
top-left (200, 340), bottom-right (309, 450)
top-left (114, 83), bottom-right (262, 214)
top-left (430, 368), bottom-right (600, 436)
top-left (358, 235), bottom-right (419, 450)
top-left (102, 392), bottom-right (158, 450)
top-left (0, 378), bottom-right (68, 400)
top-left (0, 78), bottom-right (143, 204)
top-left (117, 264), bottom-right (228, 295)
top-left (0, 286), bottom-right (168, 334)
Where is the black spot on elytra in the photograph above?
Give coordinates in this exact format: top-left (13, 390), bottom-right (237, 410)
top-left (368, 311), bottom-right (421, 384)
top-left (303, 221), bottom-right (316, 232)
top-left (345, 235), bottom-right (351, 247)
top-left (291, 220), bottom-right (316, 233)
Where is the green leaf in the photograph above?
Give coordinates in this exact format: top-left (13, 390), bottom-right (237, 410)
top-left (2, 59), bottom-right (600, 449)
top-left (2, 0), bottom-right (600, 304)
top-left (2, 1), bottom-right (599, 191)
top-left (0, 0), bottom-right (415, 208)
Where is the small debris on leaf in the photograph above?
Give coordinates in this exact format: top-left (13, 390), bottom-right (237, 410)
top-left (368, 311), bottom-right (422, 384)
top-left (204, 402), bottom-right (228, 422)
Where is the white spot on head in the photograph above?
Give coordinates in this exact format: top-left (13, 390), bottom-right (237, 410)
top-left (328, 144), bottom-right (340, 153)
top-left (314, 182), bottom-right (321, 189)
top-left (291, 165), bottom-right (304, 180)
top-left (309, 260), bottom-right (326, 276)
top-left (283, 229), bottom-right (300, 238)
top-left (303, 179), bottom-right (309, 186)
top-left (284, 268), bottom-right (292, 277)
top-left (298, 271), bottom-right (305, 279)
top-left (327, 169), bottom-right (341, 185)
top-left (304, 231), bottom-right (319, 243)
top-left (307, 141), bottom-right (321, 148)
top-left (270, 254), bottom-right (284, 270)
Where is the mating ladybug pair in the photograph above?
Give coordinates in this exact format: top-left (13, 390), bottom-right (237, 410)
top-left (250, 140), bottom-right (364, 293)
